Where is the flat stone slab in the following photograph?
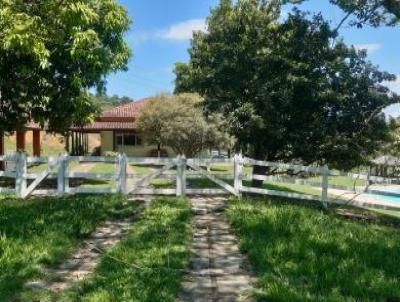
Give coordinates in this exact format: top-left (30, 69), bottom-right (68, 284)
top-left (178, 196), bottom-right (254, 302)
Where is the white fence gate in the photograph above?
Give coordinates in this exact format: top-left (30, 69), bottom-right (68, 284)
top-left (1, 152), bottom-right (399, 212)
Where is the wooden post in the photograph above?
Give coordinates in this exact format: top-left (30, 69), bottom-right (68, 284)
top-left (118, 154), bottom-right (127, 195)
top-left (16, 131), bottom-right (26, 151)
top-left (78, 132), bottom-right (81, 155)
top-left (65, 132), bottom-right (70, 153)
top-left (85, 133), bottom-right (89, 154)
top-left (32, 130), bottom-right (41, 157)
top-left (176, 155), bottom-right (186, 197)
top-left (321, 164), bottom-right (329, 209)
top-left (71, 131), bottom-right (75, 155)
top-left (15, 152), bottom-right (27, 198)
top-left (234, 154), bottom-right (243, 196)
top-left (0, 132), bottom-right (4, 171)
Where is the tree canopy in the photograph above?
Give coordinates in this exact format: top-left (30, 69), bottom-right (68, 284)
top-left (137, 94), bottom-right (231, 158)
top-left (0, 0), bottom-right (132, 134)
top-left (175, 0), bottom-right (399, 170)
top-left (284, 0), bottom-right (400, 27)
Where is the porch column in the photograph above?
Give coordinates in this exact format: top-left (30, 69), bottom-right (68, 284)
top-left (0, 132), bottom-right (4, 171)
top-left (16, 131), bottom-right (26, 151)
top-left (33, 130), bottom-right (41, 157)
top-left (71, 131), bottom-right (75, 155)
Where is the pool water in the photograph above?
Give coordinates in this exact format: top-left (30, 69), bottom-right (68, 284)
top-left (364, 193), bottom-right (400, 205)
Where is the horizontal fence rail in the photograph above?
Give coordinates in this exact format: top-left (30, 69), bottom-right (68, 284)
top-left (1, 153), bottom-right (400, 211)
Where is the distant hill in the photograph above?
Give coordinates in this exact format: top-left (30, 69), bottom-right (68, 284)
top-left (4, 132), bottom-right (100, 156)
top-left (91, 94), bottom-right (133, 111)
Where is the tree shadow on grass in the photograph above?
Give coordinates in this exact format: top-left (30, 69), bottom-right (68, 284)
top-left (0, 195), bottom-right (135, 302)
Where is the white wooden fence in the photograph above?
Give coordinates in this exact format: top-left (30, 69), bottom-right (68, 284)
top-left (1, 153), bottom-right (399, 211)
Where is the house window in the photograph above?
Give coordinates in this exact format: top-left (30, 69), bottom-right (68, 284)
top-left (115, 133), bottom-right (142, 147)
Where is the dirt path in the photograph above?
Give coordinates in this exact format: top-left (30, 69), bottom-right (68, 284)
top-left (179, 196), bottom-right (254, 302)
top-left (126, 164), bottom-right (138, 189)
top-left (25, 202), bottom-right (145, 293)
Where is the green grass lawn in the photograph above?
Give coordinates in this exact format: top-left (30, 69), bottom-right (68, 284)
top-left (227, 197), bottom-right (400, 301)
top-left (88, 163), bottom-right (117, 174)
top-left (28, 161), bottom-right (80, 174)
top-left (50, 197), bottom-right (191, 302)
top-left (77, 163), bottom-right (117, 189)
top-left (0, 195), bottom-right (137, 302)
top-left (206, 164), bottom-right (252, 175)
top-left (150, 178), bottom-right (175, 188)
top-left (308, 175), bottom-right (366, 187)
top-left (131, 164), bottom-right (154, 174)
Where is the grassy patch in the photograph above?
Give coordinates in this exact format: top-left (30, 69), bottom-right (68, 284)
top-left (0, 195), bottom-right (137, 302)
top-left (4, 135), bottom-right (65, 156)
top-left (204, 164), bottom-right (253, 175)
top-left (77, 163), bottom-right (117, 189)
top-left (131, 164), bottom-right (154, 174)
top-left (56, 197), bottom-right (192, 302)
top-left (150, 178), bottom-right (175, 188)
top-left (88, 163), bottom-right (117, 174)
top-left (227, 197), bottom-right (400, 301)
top-left (242, 180), bottom-right (322, 197)
top-left (308, 175), bottom-right (366, 187)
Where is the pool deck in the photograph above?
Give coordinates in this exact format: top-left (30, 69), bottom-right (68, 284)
top-left (328, 188), bottom-right (400, 211)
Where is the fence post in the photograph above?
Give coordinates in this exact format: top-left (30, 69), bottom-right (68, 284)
top-left (176, 155), bottom-right (186, 197)
top-left (15, 152), bottom-right (27, 198)
top-left (118, 153), bottom-right (127, 195)
top-left (63, 154), bottom-right (70, 194)
top-left (365, 170), bottom-right (371, 192)
top-left (57, 153), bottom-right (66, 196)
top-left (321, 164), bottom-right (329, 209)
top-left (234, 154), bottom-right (243, 197)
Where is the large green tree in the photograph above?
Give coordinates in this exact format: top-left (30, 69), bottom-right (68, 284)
top-left (175, 0), bottom-right (399, 175)
top-left (0, 0), bottom-right (131, 134)
top-left (137, 94), bottom-right (231, 158)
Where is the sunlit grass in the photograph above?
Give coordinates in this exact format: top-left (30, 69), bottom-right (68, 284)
top-left (227, 197), bottom-right (400, 301)
top-left (55, 197), bottom-right (192, 302)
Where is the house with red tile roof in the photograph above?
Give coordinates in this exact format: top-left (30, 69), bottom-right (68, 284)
top-left (0, 98), bottom-right (170, 162)
top-left (78, 98), bottom-right (170, 157)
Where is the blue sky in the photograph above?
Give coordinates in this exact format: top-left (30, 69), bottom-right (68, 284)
top-left (108, 0), bottom-right (400, 116)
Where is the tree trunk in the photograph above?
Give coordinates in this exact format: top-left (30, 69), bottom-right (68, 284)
top-left (251, 165), bottom-right (270, 188)
top-left (251, 148), bottom-right (270, 188)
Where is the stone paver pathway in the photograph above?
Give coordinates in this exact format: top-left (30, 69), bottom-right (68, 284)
top-left (179, 196), bottom-right (254, 302)
top-left (25, 201), bottom-right (145, 293)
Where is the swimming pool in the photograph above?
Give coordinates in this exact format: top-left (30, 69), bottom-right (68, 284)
top-left (363, 193), bottom-right (400, 204)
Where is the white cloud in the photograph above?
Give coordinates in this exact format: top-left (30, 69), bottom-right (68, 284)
top-left (160, 19), bottom-right (206, 40)
top-left (384, 75), bottom-right (400, 95)
top-left (353, 43), bottom-right (382, 54)
top-left (383, 75), bottom-right (400, 118)
top-left (128, 19), bottom-right (207, 43)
